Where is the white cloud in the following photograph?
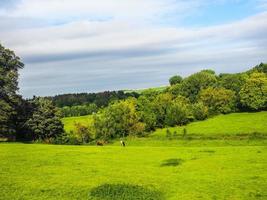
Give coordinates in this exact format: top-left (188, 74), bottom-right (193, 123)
top-left (0, 0), bottom-right (267, 97)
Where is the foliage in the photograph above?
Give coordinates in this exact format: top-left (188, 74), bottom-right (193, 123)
top-left (26, 97), bottom-right (64, 140)
top-left (191, 102), bottom-right (209, 120)
top-left (73, 122), bottom-right (94, 143)
top-left (167, 83), bottom-right (182, 96)
top-left (0, 43), bottom-right (24, 137)
top-left (199, 87), bottom-right (236, 114)
top-left (169, 75), bottom-right (182, 85)
top-left (94, 99), bottom-right (145, 139)
top-left (49, 90), bottom-right (139, 108)
top-left (152, 93), bottom-right (173, 127)
top-left (180, 71), bottom-right (217, 102)
top-left (165, 96), bottom-right (192, 126)
top-left (136, 96), bottom-right (157, 131)
top-left (218, 73), bottom-right (248, 94)
top-left (239, 72), bottom-right (267, 110)
top-left (60, 103), bottom-right (98, 117)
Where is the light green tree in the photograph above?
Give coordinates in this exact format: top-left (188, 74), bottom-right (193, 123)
top-left (239, 72), bottom-right (267, 110)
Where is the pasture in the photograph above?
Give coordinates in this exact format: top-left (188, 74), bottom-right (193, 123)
top-left (1, 143), bottom-right (267, 200)
top-left (152, 112), bottom-right (267, 138)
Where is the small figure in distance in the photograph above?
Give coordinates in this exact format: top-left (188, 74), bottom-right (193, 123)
top-left (120, 140), bottom-right (126, 147)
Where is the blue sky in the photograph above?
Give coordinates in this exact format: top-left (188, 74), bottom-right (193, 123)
top-left (0, 0), bottom-right (267, 97)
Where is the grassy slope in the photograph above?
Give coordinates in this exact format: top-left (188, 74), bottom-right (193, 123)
top-left (1, 143), bottom-right (267, 200)
top-left (152, 112), bottom-right (267, 138)
top-left (62, 115), bottom-right (93, 133)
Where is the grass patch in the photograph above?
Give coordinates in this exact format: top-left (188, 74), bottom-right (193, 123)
top-left (160, 158), bottom-right (184, 167)
top-left (62, 115), bottom-right (93, 133)
top-left (89, 184), bottom-right (163, 200)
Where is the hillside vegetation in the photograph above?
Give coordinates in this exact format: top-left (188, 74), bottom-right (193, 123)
top-left (62, 111), bottom-right (267, 140)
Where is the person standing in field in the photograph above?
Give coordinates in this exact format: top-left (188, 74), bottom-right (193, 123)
top-left (120, 140), bottom-right (126, 147)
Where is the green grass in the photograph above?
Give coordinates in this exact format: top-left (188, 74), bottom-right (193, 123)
top-left (21, 112), bottom-right (266, 199)
top-left (152, 112), bottom-right (267, 139)
top-left (62, 115), bottom-right (93, 133)
top-left (1, 143), bottom-right (267, 199)
top-left (124, 86), bottom-right (167, 94)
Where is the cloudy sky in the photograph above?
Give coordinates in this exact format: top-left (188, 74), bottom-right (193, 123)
top-left (0, 0), bottom-right (267, 97)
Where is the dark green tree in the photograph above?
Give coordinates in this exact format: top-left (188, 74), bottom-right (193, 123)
top-left (169, 75), bottom-right (183, 85)
top-left (0, 43), bottom-right (24, 137)
top-left (26, 97), bottom-right (64, 141)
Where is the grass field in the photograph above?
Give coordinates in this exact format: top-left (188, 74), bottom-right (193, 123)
top-left (1, 143), bottom-right (267, 200)
top-left (2, 112), bottom-right (265, 199)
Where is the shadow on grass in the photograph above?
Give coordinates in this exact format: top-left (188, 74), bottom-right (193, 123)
top-left (199, 150), bottom-right (215, 153)
top-left (160, 158), bottom-right (184, 167)
top-left (89, 183), bottom-right (164, 200)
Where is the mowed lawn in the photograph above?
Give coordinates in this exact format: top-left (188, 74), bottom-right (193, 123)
top-left (1, 143), bottom-right (267, 200)
top-left (152, 112), bottom-right (267, 138)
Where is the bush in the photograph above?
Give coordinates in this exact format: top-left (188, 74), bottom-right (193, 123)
top-left (169, 75), bottom-right (183, 85)
top-left (192, 102), bottom-right (209, 120)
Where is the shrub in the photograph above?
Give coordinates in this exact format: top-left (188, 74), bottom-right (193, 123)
top-left (192, 102), bottom-right (209, 120)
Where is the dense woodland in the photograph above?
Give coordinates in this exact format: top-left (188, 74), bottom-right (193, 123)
top-left (48, 91), bottom-right (139, 117)
top-left (1, 43), bottom-right (267, 144)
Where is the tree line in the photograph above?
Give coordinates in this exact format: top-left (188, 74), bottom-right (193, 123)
top-left (47, 90), bottom-right (139, 117)
top-left (69, 63), bottom-right (267, 143)
top-left (1, 43), bottom-right (266, 144)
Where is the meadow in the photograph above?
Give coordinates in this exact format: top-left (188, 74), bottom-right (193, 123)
top-left (1, 143), bottom-right (267, 200)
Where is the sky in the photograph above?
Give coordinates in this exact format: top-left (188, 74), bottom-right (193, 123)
top-left (0, 0), bottom-right (267, 97)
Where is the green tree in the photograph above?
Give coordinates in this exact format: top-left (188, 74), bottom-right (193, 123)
top-left (180, 71), bottom-right (217, 102)
top-left (136, 96), bottom-right (157, 131)
top-left (152, 93), bottom-right (173, 127)
top-left (191, 102), bottom-right (209, 120)
top-left (0, 43), bottom-right (24, 137)
top-left (26, 98), bottom-right (64, 141)
top-left (239, 72), bottom-right (267, 110)
top-left (165, 96), bottom-right (192, 126)
top-left (169, 75), bottom-right (183, 85)
top-left (94, 98), bottom-right (145, 140)
top-left (168, 83), bottom-right (182, 96)
top-left (218, 73), bottom-right (248, 94)
top-left (199, 87), bottom-right (236, 114)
